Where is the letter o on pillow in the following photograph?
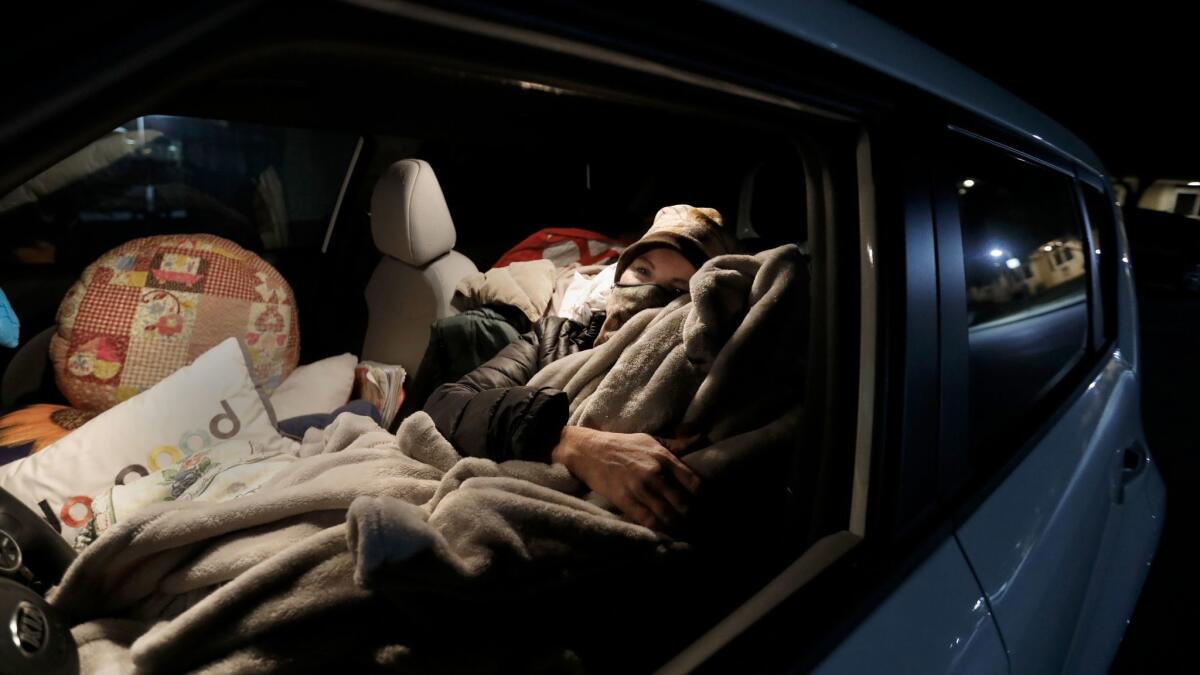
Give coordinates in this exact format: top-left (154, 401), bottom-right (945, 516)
top-left (178, 430), bottom-right (211, 455)
top-left (147, 445), bottom-right (183, 472)
top-left (60, 496), bottom-right (93, 529)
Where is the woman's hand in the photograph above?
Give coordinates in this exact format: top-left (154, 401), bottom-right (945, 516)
top-left (551, 426), bottom-right (702, 532)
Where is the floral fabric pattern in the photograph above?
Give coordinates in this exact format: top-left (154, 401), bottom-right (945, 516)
top-left (50, 234), bottom-right (300, 412)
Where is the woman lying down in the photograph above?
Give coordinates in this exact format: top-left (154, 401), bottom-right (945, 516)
top-left (51, 205), bottom-right (808, 673)
top-left (424, 204), bottom-right (740, 533)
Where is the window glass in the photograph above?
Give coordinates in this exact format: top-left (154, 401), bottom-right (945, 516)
top-left (0, 115), bottom-right (358, 274)
top-left (952, 139), bottom-right (1091, 458)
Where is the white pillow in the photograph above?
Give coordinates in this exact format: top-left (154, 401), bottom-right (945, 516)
top-left (0, 338), bottom-right (297, 541)
top-left (268, 353), bottom-right (358, 419)
top-left (78, 439), bottom-right (298, 549)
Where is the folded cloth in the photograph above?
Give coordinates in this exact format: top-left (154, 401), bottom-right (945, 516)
top-left (547, 262), bottom-right (580, 318)
top-left (277, 399), bottom-right (381, 440)
top-left (555, 264), bottom-right (616, 326)
top-left (454, 259), bottom-right (558, 322)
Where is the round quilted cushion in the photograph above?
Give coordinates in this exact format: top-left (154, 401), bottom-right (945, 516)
top-left (50, 234), bottom-right (300, 412)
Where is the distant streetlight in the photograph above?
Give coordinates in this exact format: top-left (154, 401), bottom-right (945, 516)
top-left (989, 248), bottom-right (1004, 258)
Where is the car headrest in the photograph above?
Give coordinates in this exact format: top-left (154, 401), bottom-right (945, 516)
top-left (370, 159), bottom-right (457, 267)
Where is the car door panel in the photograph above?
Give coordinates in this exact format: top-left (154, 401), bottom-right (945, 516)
top-left (1062, 420), bottom-right (1164, 674)
top-left (956, 356), bottom-right (1161, 674)
top-left (814, 538), bottom-right (1008, 675)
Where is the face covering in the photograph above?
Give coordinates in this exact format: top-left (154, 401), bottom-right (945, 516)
top-left (592, 282), bottom-right (685, 347)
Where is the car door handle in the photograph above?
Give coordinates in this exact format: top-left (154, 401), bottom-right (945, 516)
top-left (1115, 445), bottom-right (1148, 505)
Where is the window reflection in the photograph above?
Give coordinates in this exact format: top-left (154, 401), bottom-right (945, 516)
top-left (957, 165), bottom-right (1088, 328)
top-left (966, 236), bottom-right (1087, 325)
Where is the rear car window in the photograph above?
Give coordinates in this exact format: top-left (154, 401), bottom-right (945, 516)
top-left (950, 138), bottom-right (1090, 462)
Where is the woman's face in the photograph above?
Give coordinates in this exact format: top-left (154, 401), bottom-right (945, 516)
top-left (618, 247), bottom-right (696, 292)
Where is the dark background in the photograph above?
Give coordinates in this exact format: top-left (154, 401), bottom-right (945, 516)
top-left (855, 2), bottom-right (1200, 178)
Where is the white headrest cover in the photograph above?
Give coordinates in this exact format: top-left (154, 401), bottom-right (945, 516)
top-left (371, 159), bottom-right (457, 266)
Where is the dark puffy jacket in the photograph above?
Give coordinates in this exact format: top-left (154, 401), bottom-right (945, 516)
top-left (404, 306), bottom-right (529, 414)
top-left (423, 314), bottom-right (603, 462)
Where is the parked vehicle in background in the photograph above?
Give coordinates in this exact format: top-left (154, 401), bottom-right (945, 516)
top-left (1124, 207), bottom-right (1200, 295)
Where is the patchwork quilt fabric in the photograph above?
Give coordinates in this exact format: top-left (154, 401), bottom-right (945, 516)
top-left (50, 234), bottom-right (299, 411)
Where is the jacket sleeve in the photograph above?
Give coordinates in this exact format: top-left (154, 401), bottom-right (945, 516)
top-left (422, 326), bottom-right (569, 463)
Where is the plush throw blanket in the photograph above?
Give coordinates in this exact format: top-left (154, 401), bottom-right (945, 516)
top-left (49, 245), bottom-right (808, 674)
top-left (529, 244), bottom-right (807, 447)
top-left (530, 244), bottom-right (810, 543)
top-left (51, 413), bottom-right (669, 673)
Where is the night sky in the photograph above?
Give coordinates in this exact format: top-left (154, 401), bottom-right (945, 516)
top-left (853, 2), bottom-right (1200, 178)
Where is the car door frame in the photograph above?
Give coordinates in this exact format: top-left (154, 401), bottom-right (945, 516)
top-left (930, 120), bottom-right (1112, 510)
top-left (928, 118), bottom-right (1158, 673)
top-left (678, 103), bottom-right (1013, 672)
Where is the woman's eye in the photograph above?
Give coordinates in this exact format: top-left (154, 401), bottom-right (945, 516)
top-left (634, 266), bottom-right (651, 278)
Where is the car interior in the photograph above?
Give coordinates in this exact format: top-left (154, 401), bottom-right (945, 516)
top-left (0, 5), bottom-right (871, 671)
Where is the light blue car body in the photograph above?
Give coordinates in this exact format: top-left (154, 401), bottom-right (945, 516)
top-left (708, 1), bottom-right (1165, 673)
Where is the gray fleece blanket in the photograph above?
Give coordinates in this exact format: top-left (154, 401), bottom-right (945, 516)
top-left (48, 244), bottom-right (807, 674)
top-left (530, 243), bottom-right (807, 449)
top-left (52, 413), bottom-right (668, 673)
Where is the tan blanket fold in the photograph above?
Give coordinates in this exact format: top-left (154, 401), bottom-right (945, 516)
top-left (454, 258), bottom-right (558, 322)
